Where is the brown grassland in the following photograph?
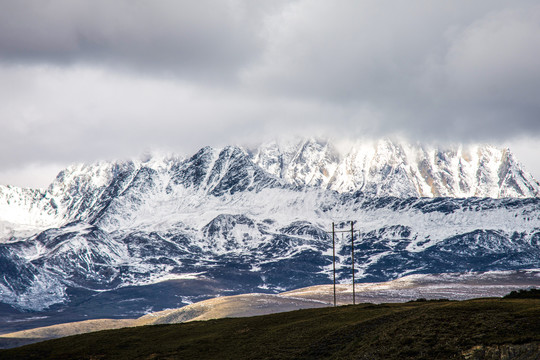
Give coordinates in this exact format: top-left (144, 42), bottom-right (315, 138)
top-left (0, 297), bottom-right (539, 359)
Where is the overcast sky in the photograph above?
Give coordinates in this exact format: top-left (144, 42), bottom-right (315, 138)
top-left (1, 0), bottom-right (540, 188)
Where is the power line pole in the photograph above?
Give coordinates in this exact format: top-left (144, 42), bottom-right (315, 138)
top-left (351, 221), bottom-right (355, 305)
top-left (332, 222), bottom-right (336, 307)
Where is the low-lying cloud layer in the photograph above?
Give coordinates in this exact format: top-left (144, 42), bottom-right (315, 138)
top-left (1, 0), bottom-right (540, 187)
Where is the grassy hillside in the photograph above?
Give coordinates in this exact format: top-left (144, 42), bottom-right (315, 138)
top-left (1, 298), bottom-right (539, 360)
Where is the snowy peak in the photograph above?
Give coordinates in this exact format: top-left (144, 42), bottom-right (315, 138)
top-left (173, 145), bottom-right (281, 196)
top-left (496, 149), bottom-right (540, 198)
top-left (251, 138), bottom-right (341, 189)
top-left (250, 139), bottom-right (540, 198)
top-left (47, 160), bottom-right (140, 223)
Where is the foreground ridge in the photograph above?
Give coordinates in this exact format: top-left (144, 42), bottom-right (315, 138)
top-left (1, 298), bottom-right (539, 360)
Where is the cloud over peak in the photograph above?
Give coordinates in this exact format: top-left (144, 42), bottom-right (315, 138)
top-left (1, 0), bottom-right (540, 185)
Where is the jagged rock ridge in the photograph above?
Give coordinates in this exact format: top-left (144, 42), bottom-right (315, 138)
top-left (250, 138), bottom-right (540, 198)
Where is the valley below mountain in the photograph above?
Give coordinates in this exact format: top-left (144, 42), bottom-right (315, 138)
top-left (1, 270), bottom-right (539, 349)
top-left (2, 295), bottom-right (539, 360)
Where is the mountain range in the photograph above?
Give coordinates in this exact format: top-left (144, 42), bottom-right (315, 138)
top-left (0, 138), bottom-right (539, 331)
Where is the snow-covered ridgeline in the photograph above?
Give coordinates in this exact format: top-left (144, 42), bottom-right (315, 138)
top-left (0, 153), bottom-right (187, 240)
top-left (250, 138), bottom-right (540, 198)
top-left (95, 185), bottom-right (540, 253)
top-left (0, 138), bottom-right (539, 243)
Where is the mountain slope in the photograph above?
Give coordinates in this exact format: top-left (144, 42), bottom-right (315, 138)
top-left (0, 139), bottom-right (539, 318)
top-left (0, 188), bottom-right (539, 313)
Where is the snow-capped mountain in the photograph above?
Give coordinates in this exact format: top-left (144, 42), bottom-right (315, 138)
top-left (1, 138), bottom-right (538, 236)
top-left (250, 138), bottom-right (540, 197)
top-left (0, 139), bottom-right (539, 319)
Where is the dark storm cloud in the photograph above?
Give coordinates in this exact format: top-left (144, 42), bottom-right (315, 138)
top-left (2, 0), bottom-right (540, 137)
top-left (242, 0), bottom-right (540, 141)
top-left (0, 0), bottom-right (282, 81)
